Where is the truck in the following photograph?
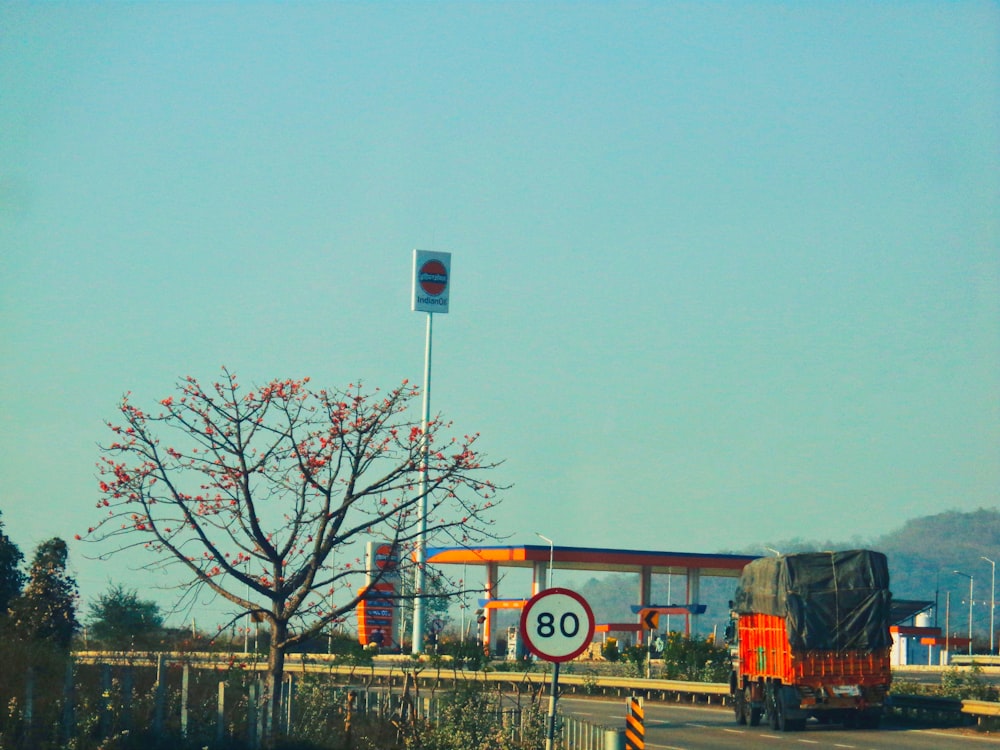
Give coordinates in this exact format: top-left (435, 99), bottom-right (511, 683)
top-left (726, 549), bottom-right (893, 731)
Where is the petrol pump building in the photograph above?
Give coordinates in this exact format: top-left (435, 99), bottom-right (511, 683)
top-left (424, 544), bottom-right (938, 657)
top-left (425, 544), bottom-right (760, 653)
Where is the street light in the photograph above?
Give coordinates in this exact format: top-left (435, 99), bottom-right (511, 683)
top-left (535, 532), bottom-right (554, 589)
top-left (983, 557), bottom-right (996, 654)
top-left (955, 571), bottom-right (975, 655)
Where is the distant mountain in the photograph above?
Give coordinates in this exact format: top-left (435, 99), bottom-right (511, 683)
top-left (747, 508), bottom-right (1000, 634)
top-left (876, 509), bottom-right (1000, 637)
top-left (573, 509), bottom-right (1000, 643)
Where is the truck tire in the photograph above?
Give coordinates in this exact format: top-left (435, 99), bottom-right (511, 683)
top-left (734, 689), bottom-right (747, 725)
top-left (776, 700), bottom-right (806, 732)
top-left (744, 686), bottom-right (762, 726)
top-left (776, 686), bottom-right (806, 732)
top-left (776, 698), bottom-right (788, 732)
top-left (766, 687), bottom-right (779, 730)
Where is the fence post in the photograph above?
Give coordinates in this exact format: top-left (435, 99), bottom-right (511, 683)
top-left (153, 654), bottom-right (167, 736)
top-left (22, 667), bottom-right (35, 747)
top-left (284, 673), bottom-right (294, 734)
top-left (217, 680), bottom-right (226, 743)
top-left (61, 656), bottom-right (75, 746)
top-left (100, 663), bottom-right (113, 739)
top-left (247, 679), bottom-right (259, 750)
top-left (123, 666), bottom-right (134, 732)
top-left (604, 727), bottom-right (626, 750)
top-left (23, 666), bottom-right (34, 744)
top-left (181, 664), bottom-right (190, 738)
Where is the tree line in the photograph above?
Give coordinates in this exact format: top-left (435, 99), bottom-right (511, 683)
top-left (0, 512), bottom-right (78, 651)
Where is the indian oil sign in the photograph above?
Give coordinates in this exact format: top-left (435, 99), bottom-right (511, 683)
top-left (357, 542), bottom-right (400, 649)
top-left (411, 249), bottom-right (451, 313)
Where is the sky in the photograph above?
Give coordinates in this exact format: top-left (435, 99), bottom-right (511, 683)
top-left (2, 2), bottom-right (998, 626)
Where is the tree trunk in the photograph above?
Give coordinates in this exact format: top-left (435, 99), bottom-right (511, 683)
top-left (266, 620), bottom-right (288, 742)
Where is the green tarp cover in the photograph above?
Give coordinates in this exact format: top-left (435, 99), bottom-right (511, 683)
top-left (733, 550), bottom-right (892, 651)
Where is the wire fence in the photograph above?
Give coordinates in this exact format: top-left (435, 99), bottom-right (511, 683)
top-left (1, 654), bottom-right (572, 749)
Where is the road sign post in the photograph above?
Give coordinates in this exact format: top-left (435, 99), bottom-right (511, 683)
top-left (410, 249), bottom-right (451, 654)
top-left (519, 588), bottom-right (596, 750)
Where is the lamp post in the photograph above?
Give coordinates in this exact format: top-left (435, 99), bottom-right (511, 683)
top-left (536, 532), bottom-right (554, 589)
top-left (955, 571), bottom-right (975, 655)
top-left (983, 557), bottom-right (996, 654)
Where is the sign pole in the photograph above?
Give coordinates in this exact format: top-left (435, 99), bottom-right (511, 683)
top-left (412, 311), bottom-right (432, 654)
top-left (519, 588), bottom-right (596, 750)
top-left (410, 249), bottom-right (451, 655)
top-left (545, 661), bottom-right (559, 750)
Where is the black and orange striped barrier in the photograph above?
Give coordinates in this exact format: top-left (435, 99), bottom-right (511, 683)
top-left (625, 695), bottom-right (644, 750)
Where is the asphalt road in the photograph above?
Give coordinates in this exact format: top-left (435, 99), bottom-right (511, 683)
top-left (558, 697), bottom-right (1000, 749)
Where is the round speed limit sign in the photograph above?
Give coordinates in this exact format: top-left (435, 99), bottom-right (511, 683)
top-left (519, 588), bottom-right (596, 663)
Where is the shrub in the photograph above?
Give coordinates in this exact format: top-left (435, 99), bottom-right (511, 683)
top-left (940, 665), bottom-right (999, 701)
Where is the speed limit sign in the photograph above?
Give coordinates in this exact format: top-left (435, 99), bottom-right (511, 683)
top-left (519, 588), bottom-right (596, 663)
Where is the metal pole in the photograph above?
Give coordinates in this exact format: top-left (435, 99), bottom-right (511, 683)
top-left (945, 591), bottom-right (950, 660)
top-left (461, 563), bottom-right (467, 642)
top-left (983, 557), bottom-right (996, 654)
top-left (545, 661), bottom-right (559, 750)
top-left (536, 532), bottom-right (554, 589)
top-left (969, 576), bottom-right (975, 655)
top-left (412, 312), bottom-right (433, 654)
top-left (955, 570), bottom-right (974, 655)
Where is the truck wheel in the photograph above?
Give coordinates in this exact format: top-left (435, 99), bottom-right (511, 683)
top-left (734, 689), bottom-right (747, 725)
top-left (745, 686), bottom-right (762, 726)
top-left (775, 688), bottom-right (804, 732)
top-left (767, 691), bottom-right (780, 730)
top-left (776, 701), bottom-right (806, 731)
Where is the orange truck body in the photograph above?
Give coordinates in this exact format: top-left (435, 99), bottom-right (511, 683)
top-left (728, 550), bottom-right (893, 730)
top-left (735, 612), bottom-right (891, 708)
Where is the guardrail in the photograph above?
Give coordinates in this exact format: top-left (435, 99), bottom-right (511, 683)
top-left (951, 655), bottom-right (1000, 668)
top-left (886, 694), bottom-right (1000, 728)
top-left (71, 652), bottom-right (1000, 728)
top-left (72, 651), bottom-right (730, 706)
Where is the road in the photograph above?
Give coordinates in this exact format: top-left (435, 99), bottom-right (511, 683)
top-left (559, 697), bottom-right (1000, 749)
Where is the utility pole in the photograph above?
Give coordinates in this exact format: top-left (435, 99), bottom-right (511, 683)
top-left (955, 571), bottom-right (974, 656)
top-left (983, 557), bottom-right (996, 654)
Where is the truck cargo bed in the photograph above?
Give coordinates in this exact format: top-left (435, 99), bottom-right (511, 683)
top-left (737, 612), bottom-right (891, 685)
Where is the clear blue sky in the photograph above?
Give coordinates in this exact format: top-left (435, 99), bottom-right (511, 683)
top-left (2, 2), bottom-right (998, 624)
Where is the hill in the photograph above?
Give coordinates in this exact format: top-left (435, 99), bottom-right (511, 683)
top-left (569, 508), bottom-right (1000, 645)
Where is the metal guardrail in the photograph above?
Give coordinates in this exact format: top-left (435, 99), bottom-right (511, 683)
top-left (887, 694), bottom-right (1000, 727)
top-left (962, 699), bottom-right (1000, 718)
top-left (951, 655), bottom-right (1000, 667)
top-left (559, 714), bottom-right (625, 750)
top-left (72, 651), bottom-right (729, 705)
top-left (71, 652), bottom-right (1000, 726)
top-left (888, 694), bottom-right (963, 713)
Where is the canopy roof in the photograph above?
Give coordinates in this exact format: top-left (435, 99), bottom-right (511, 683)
top-left (425, 544), bottom-right (758, 578)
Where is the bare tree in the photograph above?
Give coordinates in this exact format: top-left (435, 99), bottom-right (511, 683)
top-left (84, 369), bottom-right (504, 735)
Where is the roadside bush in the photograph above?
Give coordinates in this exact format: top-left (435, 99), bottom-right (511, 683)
top-left (661, 632), bottom-right (729, 682)
top-left (621, 645), bottom-right (647, 677)
top-left (601, 641), bottom-right (620, 662)
top-left (438, 639), bottom-right (489, 671)
top-left (941, 665), bottom-right (999, 701)
top-left (410, 685), bottom-right (545, 750)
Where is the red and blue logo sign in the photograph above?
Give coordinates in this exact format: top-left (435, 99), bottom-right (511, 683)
top-left (418, 260), bottom-right (448, 296)
top-left (412, 250), bottom-right (451, 313)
